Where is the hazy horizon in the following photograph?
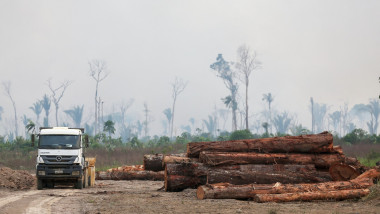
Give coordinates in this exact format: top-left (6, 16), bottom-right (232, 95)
top-left (0, 0), bottom-right (379, 138)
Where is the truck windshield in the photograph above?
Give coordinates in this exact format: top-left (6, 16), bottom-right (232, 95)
top-left (39, 135), bottom-right (80, 149)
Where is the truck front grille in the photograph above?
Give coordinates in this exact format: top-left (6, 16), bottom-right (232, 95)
top-left (41, 155), bottom-right (77, 164)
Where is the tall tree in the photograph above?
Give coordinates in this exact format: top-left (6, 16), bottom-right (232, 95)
top-left (41, 94), bottom-right (51, 127)
top-left (314, 102), bottom-right (328, 133)
top-left (29, 100), bottom-right (43, 127)
top-left (64, 105), bottom-right (84, 128)
top-left (236, 45), bottom-right (260, 130)
top-left (103, 120), bottom-right (115, 137)
top-left (163, 108), bottom-right (172, 136)
top-left (203, 115), bottom-right (216, 136)
top-left (47, 79), bottom-right (72, 126)
top-left (310, 97), bottom-right (315, 133)
top-left (2, 81), bottom-right (18, 136)
top-left (170, 77), bottom-right (187, 138)
top-left (120, 99), bottom-right (134, 130)
top-left (366, 99), bottom-right (380, 135)
top-left (262, 93), bottom-right (274, 133)
top-left (329, 111), bottom-right (341, 136)
top-left (272, 112), bottom-right (292, 134)
top-left (210, 54), bottom-right (238, 131)
top-left (143, 102), bottom-right (151, 137)
top-left (89, 60), bottom-right (109, 135)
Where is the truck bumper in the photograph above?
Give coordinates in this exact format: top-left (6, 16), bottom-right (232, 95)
top-left (36, 164), bottom-right (83, 179)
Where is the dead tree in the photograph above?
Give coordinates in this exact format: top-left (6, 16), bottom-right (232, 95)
top-left (89, 60), bottom-right (109, 135)
top-left (47, 79), bottom-right (72, 126)
top-left (170, 77), bottom-right (187, 138)
top-left (2, 81), bottom-right (18, 136)
top-left (236, 44), bottom-right (260, 130)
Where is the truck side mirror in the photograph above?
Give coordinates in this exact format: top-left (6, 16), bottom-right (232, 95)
top-left (31, 134), bottom-right (35, 147)
top-left (85, 135), bottom-right (89, 148)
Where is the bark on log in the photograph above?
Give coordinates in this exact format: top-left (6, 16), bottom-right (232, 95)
top-left (165, 162), bottom-right (318, 177)
top-left (162, 155), bottom-right (195, 166)
top-left (187, 132), bottom-right (333, 158)
top-left (165, 175), bottom-right (207, 192)
top-left (206, 169), bottom-right (327, 185)
top-left (329, 164), bottom-right (360, 181)
top-left (353, 168), bottom-right (380, 181)
top-left (143, 154), bottom-right (164, 171)
top-left (197, 178), bottom-right (373, 200)
top-left (96, 170), bottom-right (164, 181)
top-left (199, 151), bottom-right (346, 168)
top-left (253, 189), bottom-right (370, 203)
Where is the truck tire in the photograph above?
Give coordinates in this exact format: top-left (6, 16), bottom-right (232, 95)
top-left (37, 179), bottom-right (43, 190)
top-left (75, 178), bottom-right (83, 189)
top-left (83, 170), bottom-right (87, 188)
top-left (88, 175), bottom-right (91, 187)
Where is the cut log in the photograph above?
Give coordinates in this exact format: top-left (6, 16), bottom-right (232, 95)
top-left (165, 162), bottom-right (318, 177)
top-left (206, 169), bottom-right (326, 185)
top-left (143, 154), bottom-right (164, 171)
top-left (199, 151), bottom-right (346, 168)
top-left (187, 132), bottom-right (333, 158)
top-left (329, 164), bottom-right (360, 181)
top-left (254, 189), bottom-right (370, 203)
top-left (197, 178), bottom-right (373, 200)
top-left (110, 170), bottom-right (164, 181)
top-left (165, 175), bottom-right (207, 192)
top-left (96, 171), bottom-right (111, 180)
top-left (162, 155), bottom-right (195, 166)
top-left (353, 168), bottom-right (380, 181)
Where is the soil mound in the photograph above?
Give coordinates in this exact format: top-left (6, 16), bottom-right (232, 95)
top-left (0, 167), bottom-right (35, 190)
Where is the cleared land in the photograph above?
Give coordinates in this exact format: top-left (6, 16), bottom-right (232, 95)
top-left (0, 180), bottom-right (379, 214)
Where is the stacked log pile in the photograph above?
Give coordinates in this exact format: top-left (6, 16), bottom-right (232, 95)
top-left (164, 132), bottom-right (377, 202)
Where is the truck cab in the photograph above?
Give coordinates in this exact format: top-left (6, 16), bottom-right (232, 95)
top-left (32, 127), bottom-right (89, 190)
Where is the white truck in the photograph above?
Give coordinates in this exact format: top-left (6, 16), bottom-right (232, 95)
top-left (31, 127), bottom-right (90, 190)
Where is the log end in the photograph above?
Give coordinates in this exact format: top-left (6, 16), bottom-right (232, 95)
top-left (196, 186), bottom-right (207, 200)
top-left (329, 164), bottom-right (360, 181)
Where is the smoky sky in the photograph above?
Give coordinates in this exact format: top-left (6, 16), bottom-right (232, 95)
top-left (0, 0), bottom-right (379, 136)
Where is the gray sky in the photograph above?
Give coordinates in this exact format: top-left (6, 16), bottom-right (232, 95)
top-left (0, 0), bottom-right (379, 136)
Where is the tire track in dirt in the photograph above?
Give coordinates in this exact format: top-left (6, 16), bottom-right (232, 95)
top-left (0, 191), bottom-right (39, 208)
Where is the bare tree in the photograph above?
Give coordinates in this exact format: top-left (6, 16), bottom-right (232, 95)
top-left (47, 79), bottom-right (72, 126)
top-left (2, 81), bottom-right (18, 136)
top-left (170, 77), bottom-right (187, 138)
top-left (89, 60), bottom-right (109, 135)
top-left (310, 97), bottom-right (315, 133)
top-left (120, 99), bottom-right (134, 129)
top-left (236, 45), bottom-right (261, 130)
top-left (143, 102), bottom-right (151, 137)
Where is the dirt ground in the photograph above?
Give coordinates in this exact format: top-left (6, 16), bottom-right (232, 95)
top-left (0, 180), bottom-right (379, 214)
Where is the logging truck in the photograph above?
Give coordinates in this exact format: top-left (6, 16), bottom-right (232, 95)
top-left (31, 127), bottom-right (92, 190)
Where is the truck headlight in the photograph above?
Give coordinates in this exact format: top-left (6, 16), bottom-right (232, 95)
top-left (72, 171), bottom-right (80, 176)
top-left (38, 171), bottom-right (45, 176)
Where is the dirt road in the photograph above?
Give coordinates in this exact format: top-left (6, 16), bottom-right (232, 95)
top-left (0, 180), bottom-right (379, 214)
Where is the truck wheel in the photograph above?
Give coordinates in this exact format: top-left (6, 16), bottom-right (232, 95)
top-left (37, 179), bottom-right (43, 190)
top-left (83, 170), bottom-right (87, 188)
top-left (88, 175), bottom-right (91, 187)
top-left (76, 178), bottom-right (83, 189)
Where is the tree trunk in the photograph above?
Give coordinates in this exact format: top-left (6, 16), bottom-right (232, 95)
top-left (187, 132), bottom-right (333, 158)
top-left (199, 151), bottom-right (347, 168)
top-left (165, 175), bottom-right (207, 192)
top-left (162, 155), bottom-right (194, 166)
top-left (254, 189), bottom-right (370, 203)
top-left (329, 163), bottom-right (360, 181)
top-left (197, 178), bottom-right (373, 200)
top-left (143, 154), bottom-right (164, 171)
top-left (206, 169), bottom-right (326, 185)
top-left (97, 170), bottom-right (164, 181)
top-left (353, 168), bottom-right (380, 181)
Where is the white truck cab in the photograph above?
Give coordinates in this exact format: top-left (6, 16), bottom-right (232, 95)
top-left (32, 127), bottom-right (89, 190)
